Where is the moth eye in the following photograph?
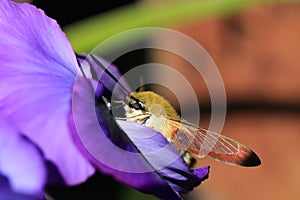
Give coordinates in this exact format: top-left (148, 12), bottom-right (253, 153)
top-left (129, 101), bottom-right (143, 110)
top-left (128, 95), bottom-right (146, 111)
top-left (137, 101), bottom-right (145, 110)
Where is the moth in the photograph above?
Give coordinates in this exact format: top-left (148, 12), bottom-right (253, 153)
top-left (122, 91), bottom-right (261, 168)
top-left (90, 54), bottom-right (261, 168)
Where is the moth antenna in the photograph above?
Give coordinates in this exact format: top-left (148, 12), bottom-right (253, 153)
top-left (111, 100), bottom-right (127, 110)
top-left (75, 52), bottom-right (89, 78)
top-left (89, 54), bottom-right (146, 110)
top-left (89, 54), bottom-right (132, 95)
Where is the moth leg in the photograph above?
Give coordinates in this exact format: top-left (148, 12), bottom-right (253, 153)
top-left (102, 96), bottom-right (112, 110)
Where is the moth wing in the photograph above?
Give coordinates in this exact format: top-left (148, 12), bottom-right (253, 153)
top-left (167, 119), bottom-right (261, 167)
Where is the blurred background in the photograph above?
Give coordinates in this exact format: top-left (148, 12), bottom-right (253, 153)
top-left (26, 0), bottom-right (300, 199)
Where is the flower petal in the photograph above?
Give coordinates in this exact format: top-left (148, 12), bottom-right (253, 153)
top-left (70, 77), bottom-right (182, 200)
top-left (0, 0), bottom-right (78, 75)
top-left (0, 0), bottom-right (94, 185)
top-left (117, 120), bottom-right (209, 193)
top-left (0, 175), bottom-right (41, 200)
top-left (0, 116), bottom-right (45, 197)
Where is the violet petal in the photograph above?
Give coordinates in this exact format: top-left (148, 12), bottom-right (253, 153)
top-left (0, 175), bottom-right (42, 200)
top-left (117, 120), bottom-right (209, 193)
top-left (0, 116), bottom-right (45, 197)
top-left (0, 0), bottom-right (94, 185)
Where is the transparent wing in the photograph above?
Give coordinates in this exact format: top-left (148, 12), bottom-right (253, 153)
top-left (167, 119), bottom-right (261, 167)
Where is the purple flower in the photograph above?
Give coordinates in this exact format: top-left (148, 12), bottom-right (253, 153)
top-left (0, 0), bottom-right (209, 199)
